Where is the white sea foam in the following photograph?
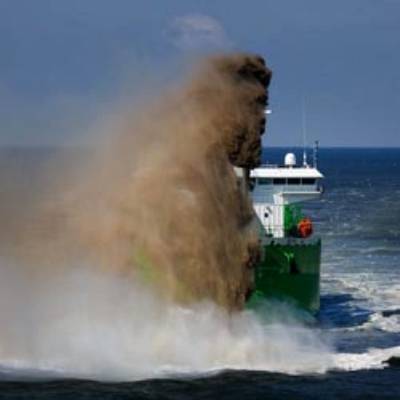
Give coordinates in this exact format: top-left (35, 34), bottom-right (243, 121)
top-left (322, 269), bottom-right (400, 334)
top-left (323, 271), bottom-right (400, 306)
top-left (333, 346), bottom-right (400, 371)
top-left (349, 311), bottom-right (400, 334)
top-left (369, 313), bottom-right (400, 333)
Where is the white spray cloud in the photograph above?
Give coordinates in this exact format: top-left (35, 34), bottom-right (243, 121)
top-left (168, 14), bottom-right (231, 50)
top-left (0, 257), bottom-right (333, 381)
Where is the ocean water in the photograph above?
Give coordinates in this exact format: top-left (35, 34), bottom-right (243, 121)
top-left (0, 147), bottom-right (399, 399)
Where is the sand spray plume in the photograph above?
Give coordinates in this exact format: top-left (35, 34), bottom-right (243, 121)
top-left (45, 53), bottom-right (272, 309)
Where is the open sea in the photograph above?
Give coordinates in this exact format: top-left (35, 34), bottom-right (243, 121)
top-left (0, 147), bottom-right (399, 399)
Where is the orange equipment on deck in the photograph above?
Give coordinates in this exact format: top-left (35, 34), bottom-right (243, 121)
top-left (297, 218), bottom-right (313, 238)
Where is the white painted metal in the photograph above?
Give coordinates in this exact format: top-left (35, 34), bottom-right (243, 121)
top-left (250, 156), bottom-right (324, 238)
top-left (251, 167), bottom-right (323, 179)
top-left (284, 153), bottom-right (296, 167)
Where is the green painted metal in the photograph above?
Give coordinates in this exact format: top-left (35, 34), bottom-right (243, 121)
top-left (284, 204), bottom-right (303, 235)
top-left (248, 238), bottom-right (321, 313)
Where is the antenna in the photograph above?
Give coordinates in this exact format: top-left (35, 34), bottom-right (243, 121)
top-left (313, 140), bottom-right (319, 168)
top-left (302, 99), bottom-right (308, 167)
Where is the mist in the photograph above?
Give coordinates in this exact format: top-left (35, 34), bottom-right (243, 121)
top-left (0, 259), bottom-right (333, 380)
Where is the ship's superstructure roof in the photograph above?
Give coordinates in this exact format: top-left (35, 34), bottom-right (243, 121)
top-left (250, 165), bottom-right (323, 179)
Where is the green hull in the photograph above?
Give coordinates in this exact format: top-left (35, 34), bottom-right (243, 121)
top-left (248, 237), bottom-right (321, 313)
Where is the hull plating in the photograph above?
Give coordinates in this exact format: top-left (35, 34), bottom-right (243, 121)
top-left (249, 238), bottom-right (321, 313)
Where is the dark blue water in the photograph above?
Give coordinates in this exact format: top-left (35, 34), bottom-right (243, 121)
top-left (0, 148), bottom-right (399, 399)
top-left (0, 369), bottom-right (399, 400)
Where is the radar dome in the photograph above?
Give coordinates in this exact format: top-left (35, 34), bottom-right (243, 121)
top-left (284, 153), bottom-right (296, 167)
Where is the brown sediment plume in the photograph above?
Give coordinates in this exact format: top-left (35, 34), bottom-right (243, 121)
top-left (2, 53), bottom-right (271, 310)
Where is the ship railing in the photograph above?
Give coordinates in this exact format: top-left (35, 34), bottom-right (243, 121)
top-left (261, 221), bottom-right (323, 236)
top-left (258, 163), bottom-right (315, 169)
top-left (259, 163), bottom-right (279, 168)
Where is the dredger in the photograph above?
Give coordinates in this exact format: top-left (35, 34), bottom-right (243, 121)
top-left (240, 142), bottom-right (324, 313)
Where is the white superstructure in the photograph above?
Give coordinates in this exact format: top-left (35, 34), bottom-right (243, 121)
top-left (250, 152), bottom-right (323, 238)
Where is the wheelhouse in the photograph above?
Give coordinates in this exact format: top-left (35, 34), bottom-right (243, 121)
top-left (249, 153), bottom-right (324, 238)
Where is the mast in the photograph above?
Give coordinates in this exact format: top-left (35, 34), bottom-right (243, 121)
top-left (313, 140), bottom-right (319, 169)
top-left (302, 99), bottom-right (308, 167)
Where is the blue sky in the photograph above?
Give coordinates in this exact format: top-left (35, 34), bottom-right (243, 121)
top-left (0, 0), bottom-right (399, 147)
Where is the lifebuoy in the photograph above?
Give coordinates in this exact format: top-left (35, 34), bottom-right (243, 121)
top-left (297, 218), bottom-right (313, 238)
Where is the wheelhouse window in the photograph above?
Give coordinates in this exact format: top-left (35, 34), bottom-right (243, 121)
top-left (272, 178), bottom-right (286, 185)
top-left (301, 178), bottom-right (316, 185)
top-left (287, 178), bottom-right (301, 185)
top-left (257, 178), bottom-right (272, 185)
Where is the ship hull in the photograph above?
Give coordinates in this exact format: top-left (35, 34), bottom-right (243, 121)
top-left (248, 237), bottom-right (321, 313)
